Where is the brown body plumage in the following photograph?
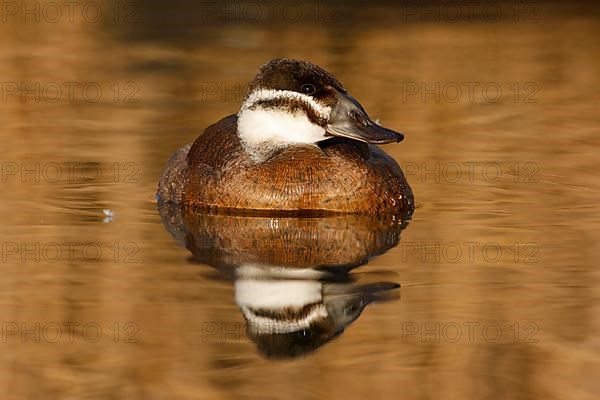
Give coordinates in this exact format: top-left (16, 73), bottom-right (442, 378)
top-left (157, 115), bottom-right (413, 214)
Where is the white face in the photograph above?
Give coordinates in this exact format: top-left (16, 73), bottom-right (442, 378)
top-left (237, 88), bottom-right (332, 154)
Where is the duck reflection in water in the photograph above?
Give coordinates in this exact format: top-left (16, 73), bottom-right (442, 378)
top-left (158, 205), bottom-right (410, 359)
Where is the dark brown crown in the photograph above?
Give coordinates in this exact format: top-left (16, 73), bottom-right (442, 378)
top-left (247, 58), bottom-right (346, 110)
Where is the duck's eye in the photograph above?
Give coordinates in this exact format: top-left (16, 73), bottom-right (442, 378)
top-left (300, 83), bottom-right (316, 95)
top-left (296, 329), bottom-right (313, 340)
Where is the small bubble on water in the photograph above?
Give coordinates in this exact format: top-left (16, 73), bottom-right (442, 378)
top-left (102, 209), bottom-right (115, 223)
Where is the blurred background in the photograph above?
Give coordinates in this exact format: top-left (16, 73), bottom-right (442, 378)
top-left (0, 0), bottom-right (599, 399)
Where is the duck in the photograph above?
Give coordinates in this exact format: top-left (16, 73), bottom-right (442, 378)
top-left (157, 58), bottom-right (414, 215)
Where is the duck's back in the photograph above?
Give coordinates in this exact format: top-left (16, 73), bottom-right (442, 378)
top-left (157, 115), bottom-right (413, 215)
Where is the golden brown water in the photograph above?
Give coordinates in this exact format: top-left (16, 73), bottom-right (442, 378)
top-left (1, 1), bottom-right (599, 399)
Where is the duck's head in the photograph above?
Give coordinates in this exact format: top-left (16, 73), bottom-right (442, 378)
top-left (237, 58), bottom-right (404, 156)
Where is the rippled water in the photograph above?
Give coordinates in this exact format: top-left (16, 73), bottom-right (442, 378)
top-left (1, 1), bottom-right (599, 399)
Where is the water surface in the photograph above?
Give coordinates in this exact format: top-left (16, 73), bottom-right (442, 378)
top-left (1, 1), bottom-right (599, 399)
